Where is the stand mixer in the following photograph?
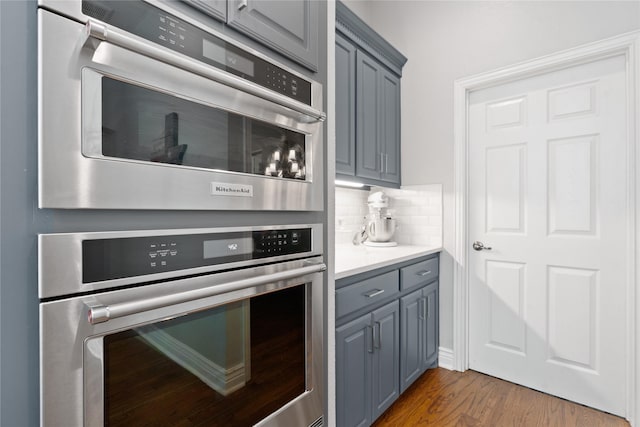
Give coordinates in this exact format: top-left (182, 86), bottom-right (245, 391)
top-left (361, 191), bottom-right (398, 246)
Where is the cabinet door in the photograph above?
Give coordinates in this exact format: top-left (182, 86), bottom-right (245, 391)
top-left (356, 50), bottom-right (382, 181)
top-left (371, 300), bottom-right (400, 421)
top-left (336, 313), bottom-right (372, 427)
top-left (400, 289), bottom-right (423, 393)
top-left (380, 68), bottom-right (401, 185)
top-left (227, 0), bottom-right (319, 71)
top-left (182, 0), bottom-right (227, 22)
top-left (423, 282), bottom-right (439, 368)
top-left (335, 33), bottom-right (357, 177)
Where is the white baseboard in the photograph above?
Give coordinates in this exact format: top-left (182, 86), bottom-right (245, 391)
top-left (438, 347), bottom-right (454, 370)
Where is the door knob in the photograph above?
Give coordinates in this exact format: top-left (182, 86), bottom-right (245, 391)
top-left (472, 241), bottom-right (492, 251)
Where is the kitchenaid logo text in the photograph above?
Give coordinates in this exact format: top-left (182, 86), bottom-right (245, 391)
top-left (210, 182), bottom-right (254, 197)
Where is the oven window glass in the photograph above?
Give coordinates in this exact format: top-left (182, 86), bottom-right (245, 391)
top-left (103, 285), bottom-right (306, 426)
top-left (101, 77), bottom-right (307, 179)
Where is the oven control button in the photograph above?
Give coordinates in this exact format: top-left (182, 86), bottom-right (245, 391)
top-left (149, 252), bottom-right (158, 258)
top-left (170, 250), bottom-right (178, 256)
top-left (150, 262), bottom-right (157, 267)
top-left (161, 261), bottom-right (167, 266)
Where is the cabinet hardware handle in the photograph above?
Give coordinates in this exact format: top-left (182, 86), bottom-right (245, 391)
top-left (364, 289), bottom-right (385, 298)
top-left (425, 297), bottom-right (429, 319)
top-left (367, 325), bottom-right (374, 353)
top-left (373, 322), bottom-right (381, 349)
top-left (384, 153), bottom-right (388, 174)
top-left (419, 298), bottom-right (426, 320)
top-left (238, 0), bottom-right (248, 10)
top-left (380, 153), bottom-right (384, 173)
top-left (417, 270), bottom-right (432, 276)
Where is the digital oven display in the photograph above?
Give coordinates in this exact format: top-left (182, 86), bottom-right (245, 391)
top-left (202, 39), bottom-right (255, 77)
top-left (203, 237), bottom-right (254, 259)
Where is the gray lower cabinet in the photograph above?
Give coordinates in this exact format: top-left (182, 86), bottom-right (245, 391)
top-left (336, 313), bottom-right (372, 427)
top-left (182, 0), bottom-right (319, 71)
top-left (371, 301), bottom-right (400, 420)
top-left (400, 281), bottom-right (439, 393)
top-left (336, 301), bottom-right (399, 427)
top-left (336, 254), bottom-right (439, 427)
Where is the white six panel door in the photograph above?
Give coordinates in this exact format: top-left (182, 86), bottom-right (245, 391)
top-left (468, 54), bottom-right (628, 416)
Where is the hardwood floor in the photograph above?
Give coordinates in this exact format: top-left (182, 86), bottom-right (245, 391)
top-left (372, 368), bottom-right (629, 427)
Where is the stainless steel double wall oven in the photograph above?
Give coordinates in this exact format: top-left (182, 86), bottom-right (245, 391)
top-left (38, 1), bottom-right (326, 426)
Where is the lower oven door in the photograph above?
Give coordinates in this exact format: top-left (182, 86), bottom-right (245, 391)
top-left (40, 258), bottom-right (325, 427)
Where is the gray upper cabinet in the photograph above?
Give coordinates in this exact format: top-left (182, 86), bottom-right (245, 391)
top-left (181, 0), bottom-right (319, 71)
top-left (336, 1), bottom-right (406, 188)
top-left (355, 50), bottom-right (401, 185)
top-left (335, 33), bottom-right (357, 176)
top-left (227, 0), bottom-right (319, 71)
top-left (182, 0), bottom-right (227, 22)
top-left (380, 69), bottom-right (401, 184)
top-left (355, 49), bottom-right (382, 181)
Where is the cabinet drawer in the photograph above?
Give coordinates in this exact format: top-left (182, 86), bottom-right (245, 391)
top-left (401, 258), bottom-right (438, 291)
top-left (336, 271), bottom-right (399, 318)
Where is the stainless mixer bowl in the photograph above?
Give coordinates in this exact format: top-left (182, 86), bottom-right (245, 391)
top-left (366, 217), bottom-right (397, 242)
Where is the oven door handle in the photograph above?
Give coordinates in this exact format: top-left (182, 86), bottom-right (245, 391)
top-left (84, 20), bottom-right (327, 123)
top-left (86, 261), bottom-right (326, 325)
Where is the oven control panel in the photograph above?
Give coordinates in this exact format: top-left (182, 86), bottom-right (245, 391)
top-left (82, 228), bottom-right (312, 284)
top-left (81, 0), bottom-right (312, 105)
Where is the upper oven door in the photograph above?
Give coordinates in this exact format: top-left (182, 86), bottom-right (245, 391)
top-left (38, 8), bottom-right (324, 210)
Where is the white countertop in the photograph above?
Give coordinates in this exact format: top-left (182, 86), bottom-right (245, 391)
top-left (334, 243), bottom-right (442, 280)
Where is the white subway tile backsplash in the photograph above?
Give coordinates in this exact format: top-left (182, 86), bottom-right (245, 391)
top-left (335, 184), bottom-right (443, 247)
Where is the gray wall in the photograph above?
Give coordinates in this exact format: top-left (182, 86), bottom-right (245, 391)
top-left (1, 2), bottom-right (40, 425)
top-left (340, 1), bottom-right (640, 351)
top-left (0, 1), bottom-right (328, 426)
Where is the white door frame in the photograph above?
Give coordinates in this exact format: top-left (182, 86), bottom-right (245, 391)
top-left (452, 31), bottom-right (640, 425)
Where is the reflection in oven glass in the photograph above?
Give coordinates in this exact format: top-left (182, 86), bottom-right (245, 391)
top-left (104, 285), bottom-right (306, 426)
top-left (101, 77), bottom-right (307, 180)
